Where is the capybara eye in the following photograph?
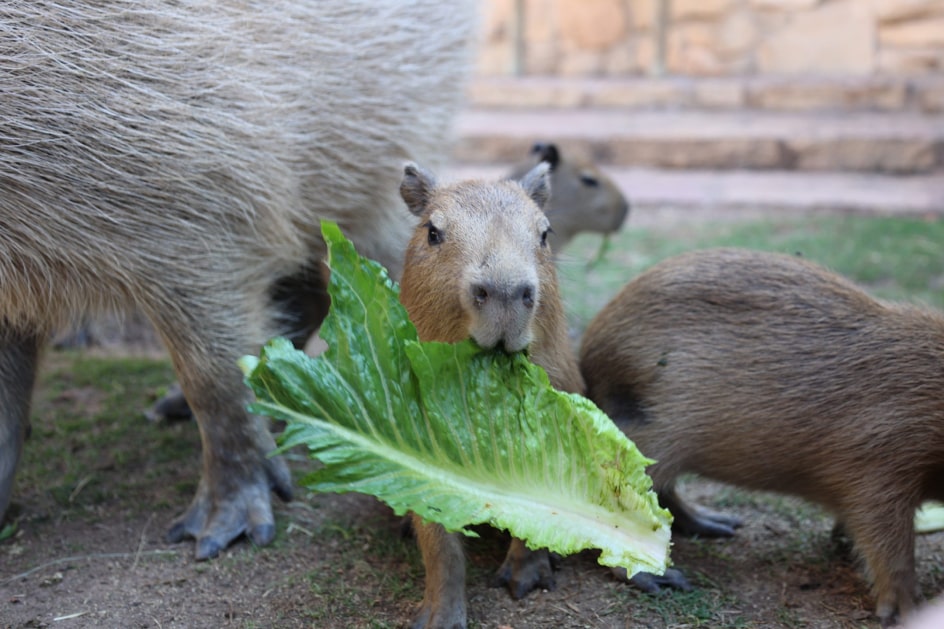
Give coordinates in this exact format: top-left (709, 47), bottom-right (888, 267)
top-left (425, 221), bottom-right (442, 246)
top-left (579, 174), bottom-right (599, 188)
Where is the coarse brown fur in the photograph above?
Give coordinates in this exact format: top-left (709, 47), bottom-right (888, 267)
top-left (579, 248), bottom-right (944, 627)
top-left (507, 143), bottom-right (629, 252)
top-left (398, 163), bottom-right (584, 629)
top-left (0, 0), bottom-right (476, 560)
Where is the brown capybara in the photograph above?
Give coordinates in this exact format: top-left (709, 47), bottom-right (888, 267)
top-left (579, 247), bottom-right (944, 627)
top-left (507, 143), bottom-right (629, 252)
top-left (398, 163), bottom-right (585, 629)
top-left (0, 0), bottom-right (476, 560)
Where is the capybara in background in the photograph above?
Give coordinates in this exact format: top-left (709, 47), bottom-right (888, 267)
top-left (398, 163), bottom-right (585, 628)
top-left (579, 247), bottom-right (944, 627)
top-left (0, 0), bottom-right (476, 560)
top-left (507, 143), bottom-right (629, 252)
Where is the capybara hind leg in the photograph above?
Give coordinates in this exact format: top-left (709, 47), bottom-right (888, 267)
top-left (0, 331), bottom-right (40, 522)
top-left (661, 485), bottom-right (742, 538)
top-left (411, 514), bottom-right (467, 629)
top-left (493, 537), bottom-right (556, 599)
top-left (843, 503), bottom-right (917, 627)
top-left (150, 303), bottom-right (292, 560)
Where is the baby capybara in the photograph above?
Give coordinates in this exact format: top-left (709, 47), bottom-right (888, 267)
top-left (580, 248), bottom-right (944, 627)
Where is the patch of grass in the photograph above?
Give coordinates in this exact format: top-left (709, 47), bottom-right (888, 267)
top-left (560, 216), bottom-right (944, 333)
top-left (621, 578), bottom-right (750, 628)
top-left (14, 353), bottom-right (191, 523)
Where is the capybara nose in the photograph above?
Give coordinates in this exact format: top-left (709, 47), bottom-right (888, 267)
top-left (470, 281), bottom-right (535, 309)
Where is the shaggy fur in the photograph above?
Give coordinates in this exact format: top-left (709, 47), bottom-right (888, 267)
top-left (0, 0), bottom-right (476, 560)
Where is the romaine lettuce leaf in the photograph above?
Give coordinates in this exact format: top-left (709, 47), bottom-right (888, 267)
top-left (240, 221), bottom-right (671, 577)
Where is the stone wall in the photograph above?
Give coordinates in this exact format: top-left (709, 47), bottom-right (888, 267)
top-left (477, 0), bottom-right (944, 77)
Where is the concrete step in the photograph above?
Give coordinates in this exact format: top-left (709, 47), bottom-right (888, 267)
top-left (453, 108), bottom-right (944, 174)
top-left (444, 163), bottom-right (944, 227)
top-left (466, 76), bottom-right (944, 114)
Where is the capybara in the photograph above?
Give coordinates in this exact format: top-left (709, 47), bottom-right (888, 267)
top-left (579, 247), bottom-right (944, 627)
top-left (508, 143), bottom-right (629, 252)
top-left (398, 163), bottom-right (585, 628)
top-left (0, 0), bottom-right (476, 560)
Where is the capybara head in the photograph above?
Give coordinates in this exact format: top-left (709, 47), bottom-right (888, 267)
top-left (398, 162), bottom-right (553, 352)
top-left (515, 142), bottom-right (629, 251)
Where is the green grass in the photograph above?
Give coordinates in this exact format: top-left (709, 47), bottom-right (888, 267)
top-left (620, 578), bottom-right (751, 628)
top-left (558, 215), bottom-right (944, 333)
top-left (15, 353), bottom-right (191, 517)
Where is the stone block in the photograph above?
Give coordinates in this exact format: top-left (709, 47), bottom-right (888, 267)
top-left (557, 0), bottom-right (629, 50)
top-left (631, 0), bottom-right (657, 29)
top-left (750, 0), bottom-right (822, 10)
top-left (693, 80), bottom-right (746, 108)
top-left (523, 0), bottom-right (556, 43)
top-left (874, 0), bottom-right (944, 24)
top-left (667, 22), bottom-right (723, 75)
top-left (610, 138), bottom-right (788, 170)
top-left (558, 47), bottom-right (605, 76)
top-left (717, 10), bottom-right (757, 55)
top-left (602, 39), bottom-right (647, 75)
top-left (880, 18), bottom-right (944, 48)
top-left (877, 49), bottom-right (943, 74)
top-left (790, 138), bottom-right (940, 173)
top-left (756, 0), bottom-right (874, 74)
top-left (523, 41), bottom-right (560, 74)
top-left (671, 0), bottom-right (731, 21)
top-left (476, 0), bottom-right (518, 76)
top-left (590, 79), bottom-right (690, 107)
top-left (747, 79), bottom-right (909, 111)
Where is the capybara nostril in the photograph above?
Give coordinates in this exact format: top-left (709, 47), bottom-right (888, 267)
top-left (519, 284), bottom-right (535, 309)
top-left (472, 283), bottom-right (490, 308)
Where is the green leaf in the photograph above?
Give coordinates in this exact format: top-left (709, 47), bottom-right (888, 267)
top-left (242, 220), bottom-right (672, 577)
top-left (916, 501), bottom-right (944, 534)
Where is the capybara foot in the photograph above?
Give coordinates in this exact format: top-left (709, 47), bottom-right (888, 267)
top-left (147, 383), bottom-right (193, 423)
top-left (492, 544), bottom-right (556, 600)
top-left (167, 456), bottom-right (292, 559)
top-left (409, 596), bottom-right (467, 629)
top-left (614, 567), bottom-right (693, 594)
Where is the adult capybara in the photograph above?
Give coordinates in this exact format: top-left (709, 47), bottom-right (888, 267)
top-left (0, 0), bottom-right (476, 560)
top-left (508, 143), bottom-right (629, 252)
top-left (398, 163), bottom-right (585, 629)
top-left (579, 248), bottom-right (944, 627)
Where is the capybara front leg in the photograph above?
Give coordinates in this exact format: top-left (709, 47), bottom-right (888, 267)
top-left (0, 330), bottom-right (40, 523)
top-left (493, 537), bottom-right (556, 599)
top-left (843, 500), bottom-right (918, 627)
top-left (410, 514), bottom-right (467, 629)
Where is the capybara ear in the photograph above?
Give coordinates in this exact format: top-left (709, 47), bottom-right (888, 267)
top-left (530, 142), bottom-right (560, 171)
top-left (519, 162), bottom-right (551, 210)
top-left (400, 162), bottom-right (437, 217)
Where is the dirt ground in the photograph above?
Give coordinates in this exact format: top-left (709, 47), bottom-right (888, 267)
top-left (3, 215), bottom-right (944, 629)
